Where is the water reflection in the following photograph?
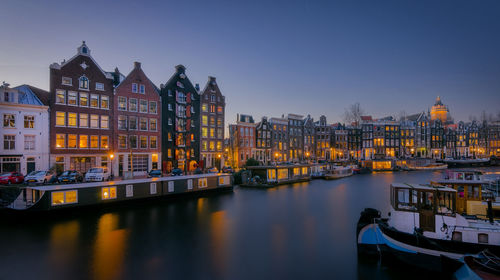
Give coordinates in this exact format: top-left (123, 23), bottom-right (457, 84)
top-left (92, 213), bottom-right (129, 280)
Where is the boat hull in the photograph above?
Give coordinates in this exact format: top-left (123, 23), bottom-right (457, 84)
top-left (356, 208), bottom-right (500, 273)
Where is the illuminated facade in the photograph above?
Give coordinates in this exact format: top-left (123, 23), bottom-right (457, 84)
top-left (430, 96), bottom-right (449, 123)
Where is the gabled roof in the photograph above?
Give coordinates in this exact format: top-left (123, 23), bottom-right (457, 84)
top-left (13, 84), bottom-right (49, 106)
top-left (50, 41), bottom-right (114, 80)
top-left (115, 62), bottom-right (160, 96)
top-left (161, 64), bottom-right (199, 96)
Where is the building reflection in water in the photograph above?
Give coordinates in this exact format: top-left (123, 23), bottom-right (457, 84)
top-left (49, 220), bottom-right (80, 278)
top-left (92, 213), bottom-right (129, 280)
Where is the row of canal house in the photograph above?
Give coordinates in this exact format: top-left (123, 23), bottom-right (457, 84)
top-left (1, 42), bottom-right (226, 177)
top-left (228, 98), bottom-right (500, 168)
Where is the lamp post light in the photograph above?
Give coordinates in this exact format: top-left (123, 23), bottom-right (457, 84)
top-left (274, 152), bottom-right (279, 165)
top-left (109, 153), bottom-right (114, 179)
top-left (217, 153), bottom-right (222, 171)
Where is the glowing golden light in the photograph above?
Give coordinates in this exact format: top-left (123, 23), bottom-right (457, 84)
top-left (109, 153), bottom-right (114, 159)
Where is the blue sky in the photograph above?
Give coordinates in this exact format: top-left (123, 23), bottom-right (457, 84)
top-left (1, 0), bottom-right (499, 124)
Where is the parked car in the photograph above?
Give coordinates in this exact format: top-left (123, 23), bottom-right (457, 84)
top-left (0, 172), bottom-right (24, 185)
top-left (207, 167), bottom-right (218, 173)
top-left (24, 170), bottom-right (56, 185)
top-left (194, 167), bottom-right (203, 174)
top-left (222, 166), bottom-right (233, 173)
top-left (148, 169), bottom-right (162, 178)
top-left (171, 168), bottom-right (183, 176)
top-left (84, 167), bottom-right (111, 182)
top-left (58, 170), bottom-right (83, 183)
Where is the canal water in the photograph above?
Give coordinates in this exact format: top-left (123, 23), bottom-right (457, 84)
top-left (1, 168), bottom-right (499, 280)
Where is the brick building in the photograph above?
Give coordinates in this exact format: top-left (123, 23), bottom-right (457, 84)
top-left (160, 65), bottom-right (200, 173)
top-left (255, 117), bottom-right (272, 165)
top-left (199, 76), bottom-right (225, 170)
top-left (113, 62), bottom-right (161, 177)
top-left (49, 42), bottom-right (119, 173)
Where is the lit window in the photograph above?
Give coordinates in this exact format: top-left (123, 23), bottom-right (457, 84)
top-left (79, 135), bottom-right (88, 148)
top-left (150, 136), bottom-right (157, 149)
top-left (51, 190), bottom-right (78, 206)
top-left (118, 96), bottom-right (127, 111)
top-left (90, 135), bottom-right (98, 148)
top-left (56, 112), bottom-right (65, 126)
top-left (209, 141), bottom-right (215, 151)
top-left (140, 135), bottom-right (148, 148)
top-left (118, 135), bottom-right (127, 149)
top-left (79, 92), bottom-right (88, 106)
top-left (149, 101), bottom-right (157, 114)
top-left (150, 119), bottom-right (157, 131)
top-left (24, 115), bottom-right (35, 128)
top-left (217, 106), bottom-right (223, 114)
top-left (56, 134), bottom-right (66, 148)
top-left (62, 77), bottom-right (72, 86)
top-left (129, 98), bottom-right (137, 112)
top-left (79, 114), bottom-right (88, 127)
top-left (90, 94), bottom-right (99, 108)
top-left (3, 114), bottom-right (15, 128)
top-left (140, 118), bottom-right (148, 131)
top-left (202, 115), bottom-right (208, 126)
top-left (68, 134), bottom-right (77, 149)
top-left (101, 136), bottom-right (109, 149)
top-left (102, 187), bottom-right (117, 200)
top-left (56, 90), bottom-right (66, 104)
top-left (68, 113), bottom-right (77, 127)
top-left (202, 141), bottom-right (207, 151)
top-left (68, 91), bottom-right (77, 105)
top-left (100, 95), bottom-right (109, 109)
top-left (79, 76), bottom-right (89, 90)
top-left (202, 127), bottom-right (208, 138)
top-left (202, 103), bottom-right (208, 112)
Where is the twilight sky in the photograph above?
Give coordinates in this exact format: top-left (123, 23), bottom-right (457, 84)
top-left (1, 0), bottom-right (500, 124)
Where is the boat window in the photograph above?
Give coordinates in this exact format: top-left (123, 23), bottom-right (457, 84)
top-left (478, 233), bottom-right (488, 244)
top-left (452, 231), bottom-right (462, 242)
top-left (293, 168), bottom-right (300, 176)
top-left (51, 190), bottom-right (78, 206)
top-left (302, 167), bottom-right (308, 175)
top-left (395, 188), bottom-right (417, 211)
top-left (277, 169), bottom-right (288, 180)
top-left (420, 191), bottom-right (434, 211)
top-left (457, 186), bottom-right (465, 198)
top-left (126, 185), bottom-right (133, 197)
top-left (198, 178), bottom-right (207, 188)
top-left (467, 186), bottom-right (480, 199)
top-left (150, 182), bottom-right (158, 193)
top-left (267, 169), bottom-right (276, 181)
top-left (437, 191), bottom-right (454, 215)
top-left (102, 187), bottom-right (117, 200)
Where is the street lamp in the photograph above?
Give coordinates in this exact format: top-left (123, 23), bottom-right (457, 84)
top-left (109, 153), bottom-right (114, 179)
top-left (217, 153), bottom-right (222, 171)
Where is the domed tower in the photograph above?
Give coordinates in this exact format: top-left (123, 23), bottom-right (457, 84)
top-left (430, 96), bottom-right (448, 123)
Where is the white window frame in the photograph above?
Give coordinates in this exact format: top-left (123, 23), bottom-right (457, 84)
top-left (126, 185), bottom-right (134, 197)
top-left (95, 82), bottom-right (105, 91)
top-left (150, 183), bottom-right (157, 194)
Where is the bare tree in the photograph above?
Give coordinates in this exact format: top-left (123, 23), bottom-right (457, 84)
top-left (343, 102), bottom-right (365, 125)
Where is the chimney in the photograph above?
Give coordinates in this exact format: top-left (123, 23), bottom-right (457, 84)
top-left (134, 61), bottom-right (141, 69)
top-left (175, 64), bottom-right (186, 73)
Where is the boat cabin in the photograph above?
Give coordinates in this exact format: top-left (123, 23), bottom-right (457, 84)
top-left (245, 164), bottom-right (311, 186)
top-left (390, 183), bottom-right (456, 232)
top-left (431, 170), bottom-right (492, 217)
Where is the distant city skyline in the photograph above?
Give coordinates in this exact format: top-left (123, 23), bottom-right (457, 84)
top-left (1, 0), bottom-right (500, 124)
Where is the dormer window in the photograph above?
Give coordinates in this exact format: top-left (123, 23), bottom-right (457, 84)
top-left (79, 76), bottom-right (89, 90)
top-left (82, 47), bottom-right (88, 54)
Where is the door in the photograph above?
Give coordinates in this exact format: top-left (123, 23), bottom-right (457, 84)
top-left (118, 155), bottom-right (124, 177)
top-left (419, 210), bottom-right (435, 232)
top-left (456, 186), bottom-right (466, 214)
top-left (27, 161), bottom-right (35, 174)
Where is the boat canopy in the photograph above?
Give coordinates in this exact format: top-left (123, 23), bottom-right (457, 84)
top-left (390, 183), bottom-right (456, 216)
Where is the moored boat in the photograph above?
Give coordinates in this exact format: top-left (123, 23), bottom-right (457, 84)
top-left (0, 173), bottom-right (233, 213)
top-left (240, 164), bottom-right (311, 188)
top-left (357, 183), bottom-right (500, 273)
top-left (453, 251), bottom-right (500, 279)
top-left (324, 166), bottom-right (353, 180)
